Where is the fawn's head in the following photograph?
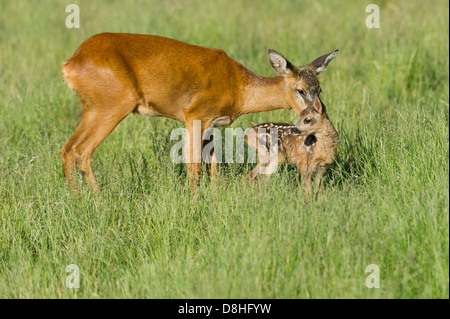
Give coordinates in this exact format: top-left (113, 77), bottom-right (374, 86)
top-left (267, 49), bottom-right (338, 114)
top-left (294, 96), bottom-right (329, 135)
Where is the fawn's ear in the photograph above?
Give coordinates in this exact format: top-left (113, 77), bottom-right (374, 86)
top-left (268, 49), bottom-right (295, 76)
top-left (313, 97), bottom-right (324, 114)
top-left (308, 49), bottom-right (339, 74)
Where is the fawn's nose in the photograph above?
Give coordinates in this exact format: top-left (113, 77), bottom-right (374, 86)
top-left (294, 118), bottom-right (303, 130)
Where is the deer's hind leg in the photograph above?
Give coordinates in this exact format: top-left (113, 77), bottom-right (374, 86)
top-left (61, 100), bottom-right (95, 188)
top-left (62, 89), bottom-right (137, 192)
top-left (62, 59), bottom-right (143, 191)
top-left (72, 100), bottom-right (135, 192)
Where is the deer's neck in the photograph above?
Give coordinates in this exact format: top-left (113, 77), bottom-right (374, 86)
top-left (239, 71), bottom-right (291, 115)
top-left (315, 117), bottom-right (339, 157)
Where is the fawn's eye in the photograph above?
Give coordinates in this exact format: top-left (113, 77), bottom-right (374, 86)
top-left (297, 89), bottom-right (306, 97)
top-left (304, 118), bottom-right (312, 124)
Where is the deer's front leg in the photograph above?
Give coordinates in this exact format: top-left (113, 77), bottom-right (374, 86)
top-left (184, 119), bottom-right (205, 194)
top-left (203, 129), bottom-right (218, 179)
top-left (208, 151), bottom-right (218, 179)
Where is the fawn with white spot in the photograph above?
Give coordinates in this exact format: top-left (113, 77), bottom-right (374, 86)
top-left (246, 99), bottom-right (339, 197)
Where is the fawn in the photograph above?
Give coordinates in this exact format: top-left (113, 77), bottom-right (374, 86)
top-left (246, 99), bottom-right (339, 196)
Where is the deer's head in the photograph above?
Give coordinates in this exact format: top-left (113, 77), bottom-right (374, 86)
top-left (267, 49), bottom-right (338, 115)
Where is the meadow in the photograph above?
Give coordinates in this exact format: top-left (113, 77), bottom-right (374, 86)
top-left (0, 0), bottom-right (448, 298)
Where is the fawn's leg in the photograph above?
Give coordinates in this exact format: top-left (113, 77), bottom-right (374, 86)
top-left (303, 172), bottom-right (313, 197)
top-left (246, 145), bottom-right (274, 181)
top-left (298, 162), bottom-right (313, 198)
top-left (246, 163), bottom-right (265, 180)
top-left (313, 167), bottom-right (326, 199)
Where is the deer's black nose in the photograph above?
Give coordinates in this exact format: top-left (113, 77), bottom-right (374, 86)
top-left (290, 127), bottom-right (301, 134)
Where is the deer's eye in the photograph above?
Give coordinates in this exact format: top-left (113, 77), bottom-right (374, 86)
top-left (297, 89), bottom-right (306, 97)
top-left (304, 118), bottom-right (312, 124)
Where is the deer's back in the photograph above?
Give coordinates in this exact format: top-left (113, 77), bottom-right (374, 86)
top-left (62, 33), bottom-right (243, 122)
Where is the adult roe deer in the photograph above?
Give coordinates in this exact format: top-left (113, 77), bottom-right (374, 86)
top-left (246, 98), bottom-right (339, 197)
top-left (61, 32), bottom-right (338, 193)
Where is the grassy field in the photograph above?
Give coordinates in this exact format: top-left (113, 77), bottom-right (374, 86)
top-left (0, 0), bottom-right (448, 298)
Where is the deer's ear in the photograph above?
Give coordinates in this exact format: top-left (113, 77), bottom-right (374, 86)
top-left (268, 49), bottom-right (295, 76)
top-left (308, 49), bottom-right (339, 74)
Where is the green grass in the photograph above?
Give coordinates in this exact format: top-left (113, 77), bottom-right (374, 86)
top-left (0, 0), bottom-right (448, 298)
